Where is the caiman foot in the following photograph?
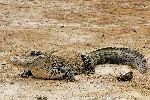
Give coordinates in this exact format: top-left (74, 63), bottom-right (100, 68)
top-left (63, 70), bottom-right (75, 82)
top-left (18, 69), bottom-right (32, 78)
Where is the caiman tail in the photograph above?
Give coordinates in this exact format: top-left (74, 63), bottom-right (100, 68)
top-left (81, 47), bottom-right (147, 74)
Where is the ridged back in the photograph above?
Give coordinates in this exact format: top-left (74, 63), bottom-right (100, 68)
top-left (82, 47), bottom-right (147, 73)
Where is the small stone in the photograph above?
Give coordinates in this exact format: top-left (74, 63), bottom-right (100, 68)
top-left (133, 30), bottom-right (137, 33)
top-left (10, 82), bottom-right (14, 84)
top-left (60, 26), bottom-right (64, 28)
top-left (2, 63), bottom-right (6, 66)
top-left (102, 34), bottom-right (105, 37)
top-left (116, 71), bottom-right (133, 81)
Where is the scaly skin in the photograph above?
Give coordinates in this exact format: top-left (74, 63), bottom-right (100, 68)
top-left (81, 47), bottom-right (147, 74)
top-left (10, 47), bottom-right (148, 81)
top-left (10, 51), bottom-right (77, 81)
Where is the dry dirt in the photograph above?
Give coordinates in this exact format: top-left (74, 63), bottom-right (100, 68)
top-left (0, 0), bottom-right (150, 100)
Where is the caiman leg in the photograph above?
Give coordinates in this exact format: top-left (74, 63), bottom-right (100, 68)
top-left (19, 69), bottom-right (33, 78)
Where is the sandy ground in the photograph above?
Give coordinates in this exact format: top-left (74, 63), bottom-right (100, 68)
top-left (0, 0), bottom-right (150, 100)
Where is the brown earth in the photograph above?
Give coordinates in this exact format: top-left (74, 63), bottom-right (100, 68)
top-left (0, 0), bottom-right (150, 100)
